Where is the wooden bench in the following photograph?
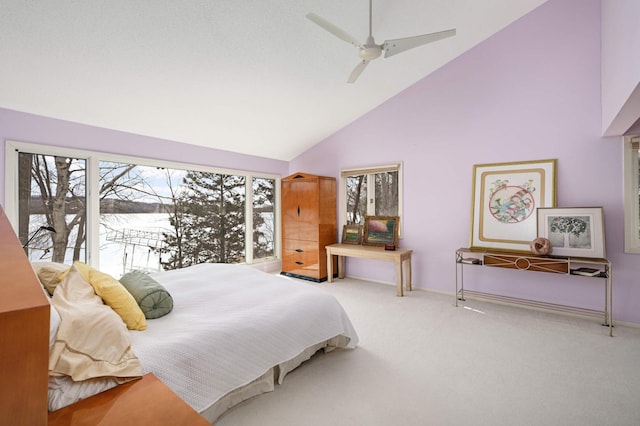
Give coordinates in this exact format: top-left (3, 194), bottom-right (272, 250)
top-left (325, 243), bottom-right (413, 296)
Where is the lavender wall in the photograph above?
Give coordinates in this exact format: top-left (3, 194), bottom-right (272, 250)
top-left (291, 0), bottom-right (640, 324)
top-left (0, 107), bottom-right (289, 204)
top-left (601, 0), bottom-right (640, 135)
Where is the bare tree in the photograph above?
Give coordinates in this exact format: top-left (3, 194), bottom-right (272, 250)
top-left (27, 155), bottom-right (84, 263)
top-left (346, 175), bottom-right (366, 224)
top-left (18, 153), bottom-right (33, 250)
top-left (21, 155), bottom-right (140, 263)
top-left (374, 171), bottom-right (398, 216)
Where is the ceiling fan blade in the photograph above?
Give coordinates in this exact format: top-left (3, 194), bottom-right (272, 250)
top-left (347, 60), bottom-right (369, 84)
top-left (306, 13), bottom-right (362, 48)
top-left (383, 29), bottom-right (456, 58)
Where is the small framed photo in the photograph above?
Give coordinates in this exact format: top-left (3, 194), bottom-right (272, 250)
top-left (537, 207), bottom-right (606, 258)
top-left (363, 216), bottom-right (399, 247)
top-left (341, 224), bottom-right (363, 245)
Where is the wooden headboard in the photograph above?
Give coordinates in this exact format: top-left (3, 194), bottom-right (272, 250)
top-left (0, 206), bottom-right (49, 425)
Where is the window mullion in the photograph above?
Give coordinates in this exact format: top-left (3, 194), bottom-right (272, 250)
top-left (367, 173), bottom-right (376, 216)
top-left (87, 156), bottom-right (100, 268)
top-left (633, 139), bottom-right (640, 249)
top-left (245, 176), bottom-right (254, 264)
top-left (4, 143), bottom-right (20, 225)
top-left (624, 135), bottom-right (640, 253)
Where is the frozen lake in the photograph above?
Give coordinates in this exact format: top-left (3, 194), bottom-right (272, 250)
top-left (28, 212), bottom-right (273, 279)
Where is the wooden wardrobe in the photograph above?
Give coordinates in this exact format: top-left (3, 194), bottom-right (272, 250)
top-left (281, 172), bottom-right (337, 282)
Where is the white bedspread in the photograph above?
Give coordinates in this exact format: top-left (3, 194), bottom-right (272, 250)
top-left (129, 263), bottom-right (358, 413)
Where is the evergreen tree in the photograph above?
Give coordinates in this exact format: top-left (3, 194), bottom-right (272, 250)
top-left (160, 172), bottom-right (246, 269)
top-left (252, 177), bottom-right (275, 259)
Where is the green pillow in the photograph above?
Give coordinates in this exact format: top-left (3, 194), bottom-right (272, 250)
top-left (119, 270), bottom-right (173, 319)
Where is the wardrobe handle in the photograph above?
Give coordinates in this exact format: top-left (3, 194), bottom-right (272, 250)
top-left (297, 206), bottom-right (300, 216)
top-left (295, 261), bottom-right (304, 265)
top-left (295, 249), bottom-right (304, 253)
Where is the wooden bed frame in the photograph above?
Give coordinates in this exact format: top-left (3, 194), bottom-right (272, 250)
top-left (0, 206), bottom-right (49, 425)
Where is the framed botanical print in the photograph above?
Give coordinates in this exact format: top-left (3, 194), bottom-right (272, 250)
top-left (470, 159), bottom-right (557, 252)
top-left (537, 207), bottom-right (605, 258)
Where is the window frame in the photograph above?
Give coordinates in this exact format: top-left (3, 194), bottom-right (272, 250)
top-left (4, 140), bottom-right (281, 268)
top-left (339, 162), bottom-right (403, 238)
top-left (623, 134), bottom-right (640, 253)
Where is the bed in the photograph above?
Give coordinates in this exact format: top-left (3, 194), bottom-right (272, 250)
top-left (40, 260), bottom-right (358, 423)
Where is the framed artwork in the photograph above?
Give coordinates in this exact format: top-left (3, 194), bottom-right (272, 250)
top-left (341, 224), bottom-right (363, 244)
top-left (363, 216), bottom-right (399, 247)
top-left (470, 159), bottom-right (557, 252)
top-left (537, 207), bottom-right (606, 258)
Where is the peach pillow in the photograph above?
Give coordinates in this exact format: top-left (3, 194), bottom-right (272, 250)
top-left (31, 261), bottom-right (70, 296)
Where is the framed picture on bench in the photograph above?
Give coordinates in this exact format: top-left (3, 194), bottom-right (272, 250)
top-left (363, 216), bottom-right (399, 247)
top-left (341, 225), bottom-right (363, 245)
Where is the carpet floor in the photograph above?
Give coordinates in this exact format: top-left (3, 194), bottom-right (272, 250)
top-left (215, 276), bottom-right (640, 426)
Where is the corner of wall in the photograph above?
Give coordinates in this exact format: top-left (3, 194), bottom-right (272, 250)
top-left (601, 0), bottom-right (640, 136)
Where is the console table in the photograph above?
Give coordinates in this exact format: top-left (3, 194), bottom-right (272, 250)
top-left (326, 243), bottom-right (413, 296)
top-left (455, 248), bottom-right (613, 336)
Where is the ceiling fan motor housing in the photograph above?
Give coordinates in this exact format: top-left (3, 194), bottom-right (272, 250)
top-left (359, 36), bottom-right (382, 60)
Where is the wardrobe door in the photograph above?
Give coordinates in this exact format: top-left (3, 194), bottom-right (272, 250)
top-left (295, 180), bottom-right (319, 242)
top-left (281, 180), bottom-right (301, 241)
top-left (282, 178), bottom-right (319, 242)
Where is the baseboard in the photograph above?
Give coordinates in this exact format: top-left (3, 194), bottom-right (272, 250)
top-left (326, 275), bottom-right (640, 329)
top-left (338, 273), bottom-right (396, 287)
top-left (456, 289), bottom-right (605, 319)
top-left (454, 289), bottom-right (640, 329)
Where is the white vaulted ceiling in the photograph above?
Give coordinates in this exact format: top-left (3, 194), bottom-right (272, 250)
top-left (0, 1), bottom-right (547, 161)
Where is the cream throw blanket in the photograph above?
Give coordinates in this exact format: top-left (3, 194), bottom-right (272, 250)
top-left (49, 265), bottom-right (141, 381)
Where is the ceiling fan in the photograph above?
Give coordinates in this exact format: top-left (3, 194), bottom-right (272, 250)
top-left (306, 0), bottom-right (456, 83)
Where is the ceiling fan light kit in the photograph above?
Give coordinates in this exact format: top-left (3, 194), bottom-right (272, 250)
top-left (307, 0), bottom-right (456, 83)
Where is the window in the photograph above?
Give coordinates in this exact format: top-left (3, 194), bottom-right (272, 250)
top-left (252, 177), bottom-right (276, 260)
top-left (17, 152), bottom-right (87, 263)
top-left (624, 135), bottom-right (640, 253)
top-left (5, 141), bottom-right (279, 277)
top-left (340, 163), bottom-right (403, 236)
